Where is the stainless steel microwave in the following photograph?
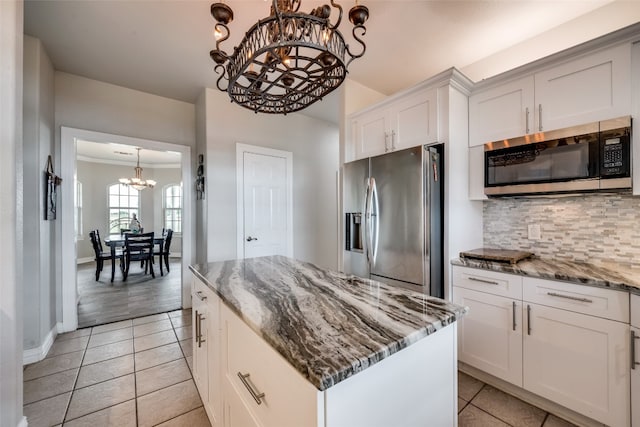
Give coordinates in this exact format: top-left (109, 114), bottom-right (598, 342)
top-left (484, 116), bottom-right (631, 196)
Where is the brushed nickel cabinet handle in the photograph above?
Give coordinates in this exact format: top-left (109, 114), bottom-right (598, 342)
top-left (468, 277), bottom-right (499, 285)
top-left (384, 133), bottom-right (389, 152)
top-left (538, 104), bottom-right (543, 131)
top-left (632, 330), bottom-right (639, 370)
top-left (197, 313), bottom-right (206, 348)
top-left (527, 305), bottom-right (531, 335)
top-left (525, 107), bottom-right (530, 134)
top-left (546, 292), bottom-right (593, 303)
top-left (391, 130), bottom-right (396, 150)
top-left (512, 301), bottom-right (517, 331)
top-left (194, 309), bottom-right (200, 345)
top-left (196, 291), bottom-right (207, 301)
top-left (237, 372), bottom-right (265, 405)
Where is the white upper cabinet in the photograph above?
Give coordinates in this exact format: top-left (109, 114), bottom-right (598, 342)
top-left (469, 43), bottom-right (632, 147)
top-left (349, 88), bottom-right (438, 160)
top-left (469, 76), bottom-right (534, 147)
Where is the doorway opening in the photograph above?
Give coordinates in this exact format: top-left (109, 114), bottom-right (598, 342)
top-left (60, 127), bottom-right (192, 332)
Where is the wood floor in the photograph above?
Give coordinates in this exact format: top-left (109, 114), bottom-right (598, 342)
top-left (77, 258), bottom-right (182, 328)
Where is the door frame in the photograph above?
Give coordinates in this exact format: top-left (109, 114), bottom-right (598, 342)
top-left (60, 127), bottom-right (193, 332)
top-left (235, 143), bottom-right (293, 259)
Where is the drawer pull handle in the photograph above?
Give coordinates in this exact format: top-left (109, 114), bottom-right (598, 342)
top-left (194, 310), bottom-right (199, 345)
top-left (546, 292), bottom-right (592, 303)
top-left (468, 277), bottom-right (499, 285)
top-left (196, 291), bottom-right (207, 301)
top-left (632, 330), bottom-right (639, 370)
top-left (197, 313), bottom-right (206, 347)
top-left (237, 372), bottom-right (265, 405)
top-left (512, 301), bottom-right (516, 331)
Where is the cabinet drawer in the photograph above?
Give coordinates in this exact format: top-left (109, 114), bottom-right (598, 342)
top-left (452, 266), bottom-right (522, 299)
top-left (631, 293), bottom-right (640, 328)
top-left (222, 305), bottom-right (319, 427)
top-left (522, 277), bottom-right (629, 323)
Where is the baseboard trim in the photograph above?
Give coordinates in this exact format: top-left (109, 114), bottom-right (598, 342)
top-left (23, 325), bottom-right (57, 365)
top-left (458, 362), bottom-right (605, 427)
top-left (77, 257), bottom-right (93, 264)
top-left (17, 416), bottom-right (28, 427)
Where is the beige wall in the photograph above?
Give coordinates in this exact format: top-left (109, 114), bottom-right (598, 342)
top-left (203, 88), bottom-right (340, 270)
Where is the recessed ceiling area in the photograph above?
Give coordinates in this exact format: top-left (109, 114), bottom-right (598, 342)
top-left (24, 1), bottom-right (640, 123)
top-left (76, 139), bottom-right (181, 168)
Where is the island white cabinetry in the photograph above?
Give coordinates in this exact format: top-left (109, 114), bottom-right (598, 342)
top-left (453, 266), bottom-right (631, 426)
top-left (348, 88), bottom-right (437, 161)
top-left (632, 294), bottom-right (640, 426)
top-left (192, 276), bottom-right (222, 426)
top-left (191, 258), bottom-right (463, 427)
top-left (469, 43), bottom-right (631, 146)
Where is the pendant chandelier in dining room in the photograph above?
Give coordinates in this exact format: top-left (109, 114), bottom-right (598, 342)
top-left (209, 0), bottom-right (369, 114)
top-left (119, 148), bottom-right (156, 191)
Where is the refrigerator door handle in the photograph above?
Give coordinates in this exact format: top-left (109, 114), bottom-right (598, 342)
top-left (370, 177), bottom-right (380, 267)
top-left (363, 178), bottom-right (372, 266)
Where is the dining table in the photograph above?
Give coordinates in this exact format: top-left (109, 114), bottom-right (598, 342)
top-left (104, 233), bottom-right (165, 281)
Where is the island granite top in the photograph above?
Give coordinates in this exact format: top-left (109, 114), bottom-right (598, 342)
top-left (190, 255), bottom-right (467, 391)
top-left (452, 256), bottom-right (640, 295)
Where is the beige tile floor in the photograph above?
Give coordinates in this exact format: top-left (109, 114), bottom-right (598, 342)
top-left (23, 309), bottom-right (211, 427)
top-left (24, 308), bottom-right (578, 427)
top-left (458, 372), bottom-right (578, 427)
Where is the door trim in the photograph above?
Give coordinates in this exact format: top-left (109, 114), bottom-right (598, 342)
top-left (60, 127), bottom-right (193, 332)
top-left (236, 143), bottom-right (293, 259)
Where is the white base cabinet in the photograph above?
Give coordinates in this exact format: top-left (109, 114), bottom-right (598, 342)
top-left (523, 302), bottom-right (629, 427)
top-left (192, 271), bottom-right (459, 427)
top-left (632, 294), bottom-right (640, 426)
top-left (453, 266), bottom-right (631, 427)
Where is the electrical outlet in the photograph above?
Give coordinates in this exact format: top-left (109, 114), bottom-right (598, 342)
top-left (528, 224), bottom-right (541, 240)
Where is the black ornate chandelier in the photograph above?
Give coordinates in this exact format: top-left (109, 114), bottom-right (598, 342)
top-left (209, 0), bottom-right (369, 114)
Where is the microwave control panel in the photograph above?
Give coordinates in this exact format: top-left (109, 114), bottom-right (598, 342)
top-left (600, 129), bottom-right (630, 177)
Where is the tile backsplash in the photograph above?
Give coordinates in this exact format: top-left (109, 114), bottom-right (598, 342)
top-left (483, 193), bottom-right (640, 267)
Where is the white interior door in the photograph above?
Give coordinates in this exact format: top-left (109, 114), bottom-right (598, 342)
top-left (237, 144), bottom-right (293, 259)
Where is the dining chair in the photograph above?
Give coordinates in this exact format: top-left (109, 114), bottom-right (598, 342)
top-left (153, 228), bottom-right (173, 276)
top-left (123, 231), bottom-right (155, 280)
top-left (89, 230), bottom-right (123, 282)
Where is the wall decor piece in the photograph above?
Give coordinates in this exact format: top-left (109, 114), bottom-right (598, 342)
top-left (196, 153), bottom-right (205, 200)
top-left (45, 155), bottom-right (62, 220)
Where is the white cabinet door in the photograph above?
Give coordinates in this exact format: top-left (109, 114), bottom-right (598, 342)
top-left (453, 287), bottom-right (523, 387)
top-left (468, 145), bottom-right (487, 200)
top-left (392, 88), bottom-right (438, 150)
top-left (192, 285), bottom-right (209, 404)
top-left (469, 76), bottom-right (534, 146)
top-left (223, 378), bottom-right (262, 427)
top-left (207, 291), bottom-right (222, 426)
top-left (354, 109), bottom-right (388, 159)
top-left (523, 303), bottom-right (630, 427)
top-left (534, 44), bottom-right (631, 132)
top-left (632, 325), bottom-right (639, 427)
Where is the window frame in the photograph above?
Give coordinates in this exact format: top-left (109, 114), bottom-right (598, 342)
top-left (163, 183), bottom-right (182, 234)
top-left (107, 183), bottom-right (140, 234)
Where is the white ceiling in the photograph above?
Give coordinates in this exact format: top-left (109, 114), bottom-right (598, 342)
top-left (24, 1), bottom-right (640, 124)
top-left (76, 139), bottom-right (181, 167)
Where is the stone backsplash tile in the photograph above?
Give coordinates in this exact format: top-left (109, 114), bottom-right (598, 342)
top-left (483, 193), bottom-right (640, 267)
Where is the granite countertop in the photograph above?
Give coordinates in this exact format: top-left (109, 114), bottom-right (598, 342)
top-left (190, 255), bottom-right (467, 391)
top-left (452, 256), bottom-right (640, 295)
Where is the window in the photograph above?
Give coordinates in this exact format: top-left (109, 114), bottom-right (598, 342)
top-left (163, 184), bottom-right (182, 233)
top-left (75, 180), bottom-right (83, 239)
top-left (108, 183), bottom-right (139, 234)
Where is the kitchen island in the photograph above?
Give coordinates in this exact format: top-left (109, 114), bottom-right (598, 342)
top-left (189, 256), bottom-right (467, 427)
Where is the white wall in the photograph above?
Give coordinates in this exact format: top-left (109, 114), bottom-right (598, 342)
top-left (203, 88), bottom-right (339, 270)
top-left (0, 1), bottom-right (24, 425)
top-left (22, 35), bottom-right (56, 355)
top-left (76, 160), bottom-right (181, 259)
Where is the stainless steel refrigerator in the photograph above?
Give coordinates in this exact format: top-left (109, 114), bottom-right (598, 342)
top-left (344, 144), bottom-right (443, 297)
